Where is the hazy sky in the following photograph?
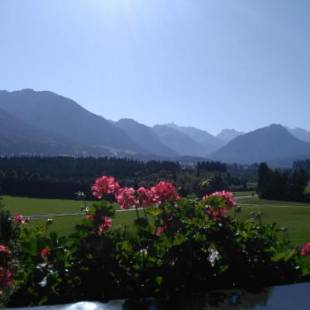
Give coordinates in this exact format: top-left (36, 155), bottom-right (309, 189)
top-left (1, 0), bottom-right (310, 134)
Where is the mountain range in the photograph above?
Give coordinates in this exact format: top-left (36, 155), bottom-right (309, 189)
top-left (288, 128), bottom-right (310, 143)
top-left (0, 89), bottom-right (310, 167)
top-left (211, 124), bottom-right (310, 165)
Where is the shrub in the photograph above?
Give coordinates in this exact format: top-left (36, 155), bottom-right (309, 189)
top-left (1, 178), bottom-right (310, 306)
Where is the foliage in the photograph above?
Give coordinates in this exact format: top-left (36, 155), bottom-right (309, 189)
top-left (1, 177), bottom-right (310, 307)
top-left (257, 163), bottom-right (308, 201)
top-left (0, 197), bottom-right (14, 243)
top-left (10, 227), bottom-right (72, 307)
top-left (0, 156), bottom-right (254, 199)
top-left (196, 161), bottom-right (227, 173)
top-left (294, 159), bottom-right (310, 180)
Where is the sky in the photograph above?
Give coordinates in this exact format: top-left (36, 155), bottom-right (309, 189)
top-left (1, 0), bottom-right (310, 135)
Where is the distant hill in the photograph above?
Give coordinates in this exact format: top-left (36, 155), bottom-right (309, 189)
top-left (217, 129), bottom-right (244, 143)
top-left (0, 89), bottom-right (143, 155)
top-left (211, 124), bottom-right (310, 165)
top-left (165, 123), bottom-right (222, 154)
top-left (1, 89), bottom-right (310, 166)
top-left (289, 128), bottom-right (310, 143)
top-left (153, 125), bottom-right (208, 157)
top-left (0, 106), bottom-right (98, 155)
top-left (115, 119), bottom-right (177, 157)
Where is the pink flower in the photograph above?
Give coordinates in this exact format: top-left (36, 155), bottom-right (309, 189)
top-left (150, 181), bottom-right (180, 204)
top-left (14, 213), bottom-right (26, 224)
top-left (0, 267), bottom-right (13, 288)
top-left (0, 245), bottom-right (11, 256)
top-left (91, 176), bottom-right (120, 199)
top-left (203, 191), bottom-right (236, 220)
top-left (156, 226), bottom-right (166, 237)
top-left (98, 216), bottom-right (112, 235)
top-left (115, 187), bottom-right (136, 209)
top-left (204, 191), bottom-right (236, 210)
top-left (40, 247), bottom-right (51, 259)
top-left (300, 242), bottom-right (310, 256)
top-left (137, 187), bottom-right (156, 208)
top-left (207, 208), bottom-right (228, 220)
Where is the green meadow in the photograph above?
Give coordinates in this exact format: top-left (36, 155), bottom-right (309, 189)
top-left (1, 196), bottom-right (139, 236)
top-left (2, 194), bottom-right (310, 246)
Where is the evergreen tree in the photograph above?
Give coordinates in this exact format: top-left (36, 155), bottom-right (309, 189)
top-left (257, 163), bottom-right (307, 201)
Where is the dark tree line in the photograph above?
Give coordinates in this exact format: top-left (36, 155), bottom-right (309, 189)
top-left (0, 157), bottom-right (254, 199)
top-left (257, 163), bottom-right (308, 201)
top-left (196, 161), bottom-right (227, 173)
top-left (0, 156), bottom-right (181, 179)
top-left (294, 159), bottom-right (310, 180)
top-left (0, 157), bottom-right (181, 199)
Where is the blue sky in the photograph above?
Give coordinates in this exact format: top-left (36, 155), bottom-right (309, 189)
top-left (1, 0), bottom-right (310, 134)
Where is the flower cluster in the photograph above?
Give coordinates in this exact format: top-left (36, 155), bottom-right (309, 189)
top-left (92, 176), bottom-right (180, 210)
top-left (203, 191), bottom-right (236, 220)
top-left (40, 247), bottom-right (51, 259)
top-left (208, 191), bottom-right (236, 209)
top-left (150, 181), bottom-right (180, 203)
top-left (91, 176), bottom-right (120, 199)
top-left (115, 187), bottom-right (136, 209)
top-left (0, 268), bottom-right (13, 293)
top-left (156, 226), bottom-right (166, 237)
top-left (0, 245), bottom-right (11, 257)
top-left (137, 187), bottom-right (157, 208)
top-left (0, 244), bottom-right (13, 297)
top-left (14, 214), bottom-right (31, 224)
top-left (208, 246), bottom-right (220, 267)
top-left (300, 242), bottom-right (310, 256)
top-left (98, 216), bottom-right (112, 235)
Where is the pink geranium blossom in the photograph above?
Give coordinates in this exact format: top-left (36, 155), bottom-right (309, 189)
top-left (203, 191), bottom-right (236, 220)
top-left (91, 176), bottom-right (120, 199)
top-left (98, 216), bottom-right (112, 235)
top-left (14, 213), bottom-right (29, 224)
top-left (0, 267), bottom-right (13, 288)
top-left (300, 242), bottom-right (310, 256)
top-left (0, 245), bottom-right (11, 256)
top-left (137, 187), bottom-right (157, 208)
top-left (156, 226), bottom-right (166, 237)
top-left (204, 191), bottom-right (236, 209)
top-left (150, 181), bottom-right (180, 204)
top-left (40, 247), bottom-right (51, 259)
top-left (115, 187), bottom-right (136, 209)
top-left (207, 207), bottom-right (228, 220)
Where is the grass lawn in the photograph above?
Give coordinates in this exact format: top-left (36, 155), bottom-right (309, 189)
top-left (1, 196), bottom-right (138, 236)
top-left (234, 198), bottom-right (310, 246)
top-left (2, 195), bottom-right (310, 246)
top-left (32, 212), bottom-right (138, 236)
top-left (2, 196), bottom-right (83, 216)
top-left (232, 191), bottom-right (255, 197)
